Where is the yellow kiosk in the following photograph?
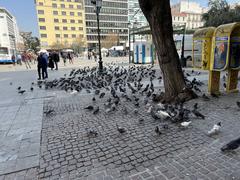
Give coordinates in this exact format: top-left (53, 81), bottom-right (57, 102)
top-left (210, 22), bottom-right (240, 93)
top-left (192, 27), bottom-right (215, 70)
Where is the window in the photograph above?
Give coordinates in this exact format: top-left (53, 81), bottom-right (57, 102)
top-left (38, 10), bottom-right (44, 14)
top-left (70, 19), bottom-right (75, 23)
top-left (78, 20), bottom-right (82, 23)
top-left (39, 18), bottom-right (45, 22)
top-left (62, 11), bottom-right (66, 15)
top-left (63, 26), bottom-right (68, 30)
top-left (71, 27), bottom-right (76, 30)
top-left (64, 34), bottom-right (68, 38)
top-left (67, 0), bottom-right (71, 2)
top-left (39, 2), bottom-right (43, 5)
top-left (53, 11), bottom-right (58, 15)
top-left (52, 3), bottom-right (57, 8)
top-left (61, 4), bottom-right (65, 8)
top-left (70, 12), bottom-right (75, 16)
top-left (77, 12), bottom-right (82, 16)
top-left (77, 5), bottom-right (81, 9)
top-left (56, 34), bottom-right (61, 38)
top-left (62, 19), bottom-right (67, 23)
top-left (72, 34), bottom-right (76, 38)
top-left (75, 0), bottom-right (80, 2)
top-left (41, 34), bottom-right (47, 38)
top-left (69, 4), bottom-right (74, 8)
top-left (78, 27), bottom-right (83, 30)
top-left (54, 19), bottom-right (59, 23)
top-left (55, 26), bottom-right (60, 30)
top-left (40, 26), bottom-right (46, 30)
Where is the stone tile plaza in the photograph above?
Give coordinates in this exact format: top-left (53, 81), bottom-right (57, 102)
top-left (0, 0), bottom-right (240, 179)
top-left (0, 57), bottom-right (239, 180)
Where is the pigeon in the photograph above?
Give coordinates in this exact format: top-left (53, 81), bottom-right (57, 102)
top-left (207, 122), bottom-right (221, 136)
top-left (93, 106), bottom-right (100, 115)
top-left (155, 126), bottom-right (162, 135)
top-left (17, 86), bottom-right (21, 90)
top-left (202, 94), bottom-right (210, 101)
top-left (236, 101), bottom-right (240, 108)
top-left (10, 82), bottom-right (13, 85)
top-left (70, 90), bottom-right (78, 95)
top-left (18, 90), bottom-right (26, 94)
top-left (86, 128), bottom-right (98, 137)
top-left (92, 97), bottom-right (96, 101)
top-left (156, 110), bottom-right (171, 119)
top-left (44, 109), bottom-right (54, 115)
top-left (138, 118), bottom-right (144, 124)
top-left (181, 121), bottom-right (191, 128)
top-left (99, 92), bottom-right (105, 98)
top-left (30, 87), bottom-right (34, 91)
top-left (221, 137), bottom-right (240, 152)
top-left (192, 109), bottom-right (205, 119)
top-left (39, 85), bottom-right (42, 89)
top-left (84, 105), bottom-right (94, 111)
top-left (193, 103), bottom-right (198, 110)
top-left (162, 124), bottom-right (169, 129)
top-left (211, 93), bottom-right (219, 98)
top-left (117, 124), bottom-right (126, 133)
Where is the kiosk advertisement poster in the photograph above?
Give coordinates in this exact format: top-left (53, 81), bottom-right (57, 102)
top-left (213, 37), bottom-right (228, 70)
top-left (229, 37), bottom-right (240, 69)
top-left (193, 40), bottom-right (202, 68)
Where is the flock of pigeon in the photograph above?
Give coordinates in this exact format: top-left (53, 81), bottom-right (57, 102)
top-left (14, 64), bottom-right (240, 152)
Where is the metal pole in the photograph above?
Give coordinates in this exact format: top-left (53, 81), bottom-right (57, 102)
top-left (97, 9), bottom-right (103, 72)
top-left (181, 24), bottom-right (186, 67)
top-left (129, 28), bottom-right (131, 64)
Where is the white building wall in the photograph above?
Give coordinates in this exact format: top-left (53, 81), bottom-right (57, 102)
top-left (0, 7), bottom-right (22, 54)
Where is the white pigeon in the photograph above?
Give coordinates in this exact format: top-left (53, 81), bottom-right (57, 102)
top-left (147, 106), bottom-right (153, 113)
top-left (157, 103), bottom-right (165, 109)
top-left (207, 122), bottom-right (221, 136)
top-left (181, 121), bottom-right (191, 128)
top-left (70, 90), bottom-right (78, 95)
top-left (156, 110), bottom-right (171, 119)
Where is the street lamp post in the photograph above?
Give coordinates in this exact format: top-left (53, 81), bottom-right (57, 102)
top-left (91, 0), bottom-right (103, 72)
top-left (180, 23), bottom-right (186, 67)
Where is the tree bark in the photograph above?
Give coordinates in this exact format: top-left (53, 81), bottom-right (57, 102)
top-left (138, 0), bottom-right (193, 101)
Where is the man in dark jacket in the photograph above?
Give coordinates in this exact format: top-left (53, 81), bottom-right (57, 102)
top-left (37, 53), bottom-right (43, 80)
top-left (53, 51), bottom-right (60, 70)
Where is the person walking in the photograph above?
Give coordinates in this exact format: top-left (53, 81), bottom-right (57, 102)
top-left (37, 53), bottom-right (43, 80)
top-left (53, 51), bottom-right (59, 70)
top-left (22, 52), bottom-right (31, 69)
top-left (42, 52), bottom-right (48, 79)
top-left (17, 54), bottom-right (22, 65)
top-left (11, 54), bottom-right (16, 66)
top-left (48, 52), bottom-right (55, 70)
top-left (68, 53), bottom-right (73, 64)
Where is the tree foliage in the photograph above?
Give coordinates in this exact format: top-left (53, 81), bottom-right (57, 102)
top-left (71, 37), bottom-right (86, 54)
top-left (203, 0), bottom-right (240, 27)
top-left (20, 32), bottom-right (40, 52)
top-left (101, 34), bottom-right (118, 49)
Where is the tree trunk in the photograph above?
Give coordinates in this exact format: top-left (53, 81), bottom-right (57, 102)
top-left (138, 0), bottom-right (194, 102)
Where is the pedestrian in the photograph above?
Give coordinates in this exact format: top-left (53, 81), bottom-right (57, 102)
top-left (42, 52), bottom-right (48, 79)
top-left (93, 51), bottom-right (97, 62)
top-left (48, 52), bottom-right (55, 70)
top-left (37, 53), bottom-right (43, 80)
top-left (53, 51), bottom-right (60, 70)
top-left (11, 54), bottom-right (16, 66)
top-left (22, 52), bottom-right (31, 69)
top-left (62, 53), bottom-right (67, 66)
top-left (68, 53), bottom-right (73, 64)
top-left (17, 54), bottom-right (22, 65)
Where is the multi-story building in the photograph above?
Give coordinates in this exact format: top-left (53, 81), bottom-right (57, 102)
top-left (84, 0), bottom-right (129, 48)
top-left (128, 0), bottom-right (147, 27)
top-left (0, 7), bottom-right (22, 55)
top-left (171, 0), bottom-right (205, 29)
top-left (35, 0), bottom-right (86, 49)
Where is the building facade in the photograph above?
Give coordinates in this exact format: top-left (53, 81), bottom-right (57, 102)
top-left (0, 7), bottom-right (22, 55)
top-left (171, 0), bottom-right (205, 29)
top-left (84, 0), bottom-right (129, 48)
top-left (128, 0), bottom-right (147, 27)
top-left (35, 0), bottom-right (86, 49)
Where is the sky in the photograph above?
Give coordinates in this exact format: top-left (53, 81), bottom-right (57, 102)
top-left (0, 0), bottom-right (239, 38)
top-left (0, 0), bottom-right (39, 37)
